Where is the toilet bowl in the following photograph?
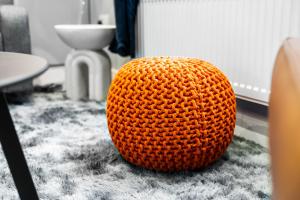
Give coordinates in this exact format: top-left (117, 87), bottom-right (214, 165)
top-left (54, 24), bottom-right (115, 50)
top-left (54, 24), bottom-right (115, 101)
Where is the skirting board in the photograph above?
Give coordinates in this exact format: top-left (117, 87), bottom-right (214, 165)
top-left (235, 125), bottom-right (269, 149)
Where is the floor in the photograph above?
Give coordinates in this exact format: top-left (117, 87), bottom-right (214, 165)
top-left (236, 99), bottom-right (268, 136)
top-left (1, 91), bottom-right (271, 199)
top-left (33, 66), bottom-right (65, 86)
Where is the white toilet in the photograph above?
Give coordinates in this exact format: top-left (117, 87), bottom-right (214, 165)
top-left (55, 24), bottom-right (116, 101)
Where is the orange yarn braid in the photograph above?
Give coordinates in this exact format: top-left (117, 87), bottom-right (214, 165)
top-left (106, 57), bottom-right (236, 171)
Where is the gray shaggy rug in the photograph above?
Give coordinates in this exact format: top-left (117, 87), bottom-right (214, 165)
top-left (0, 88), bottom-right (271, 200)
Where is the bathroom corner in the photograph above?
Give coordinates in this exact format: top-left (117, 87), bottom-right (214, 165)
top-left (16, 0), bottom-right (129, 86)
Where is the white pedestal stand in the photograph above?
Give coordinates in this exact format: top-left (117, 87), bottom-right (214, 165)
top-left (65, 50), bottom-right (111, 101)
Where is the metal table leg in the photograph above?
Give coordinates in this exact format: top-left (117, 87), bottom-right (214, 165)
top-left (0, 91), bottom-right (39, 200)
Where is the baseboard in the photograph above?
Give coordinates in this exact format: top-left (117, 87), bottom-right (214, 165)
top-left (234, 125), bottom-right (269, 149)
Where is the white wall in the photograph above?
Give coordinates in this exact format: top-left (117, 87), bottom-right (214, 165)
top-left (91, 0), bottom-right (115, 24)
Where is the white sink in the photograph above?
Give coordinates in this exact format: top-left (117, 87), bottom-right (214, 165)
top-left (54, 24), bottom-right (116, 50)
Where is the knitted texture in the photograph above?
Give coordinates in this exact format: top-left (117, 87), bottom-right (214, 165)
top-left (106, 57), bottom-right (236, 172)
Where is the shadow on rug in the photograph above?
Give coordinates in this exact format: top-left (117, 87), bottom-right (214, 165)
top-left (0, 89), bottom-right (271, 200)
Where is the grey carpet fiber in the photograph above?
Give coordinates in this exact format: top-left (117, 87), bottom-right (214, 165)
top-left (0, 90), bottom-right (271, 200)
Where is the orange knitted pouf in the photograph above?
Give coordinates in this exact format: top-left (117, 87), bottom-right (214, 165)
top-left (106, 57), bottom-right (236, 172)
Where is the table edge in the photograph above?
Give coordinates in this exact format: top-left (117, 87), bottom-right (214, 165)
top-left (0, 53), bottom-right (49, 90)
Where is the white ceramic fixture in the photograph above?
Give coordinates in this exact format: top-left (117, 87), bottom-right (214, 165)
top-left (54, 24), bottom-right (115, 50)
top-left (65, 50), bottom-right (111, 101)
top-left (54, 24), bottom-right (115, 101)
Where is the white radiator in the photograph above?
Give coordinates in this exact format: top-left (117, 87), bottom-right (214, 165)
top-left (136, 0), bottom-right (300, 104)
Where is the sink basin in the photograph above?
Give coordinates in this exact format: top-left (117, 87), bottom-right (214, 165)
top-left (54, 24), bottom-right (116, 50)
